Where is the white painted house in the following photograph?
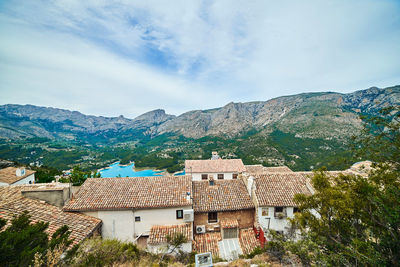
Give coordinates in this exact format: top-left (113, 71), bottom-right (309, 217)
top-left (0, 167), bottom-right (35, 186)
top-left (185, 154), bottom-right (246, 181)
top-left (247, 172), bottom-right (313, 235)
top-left (64, 175), bottom-right (193, 252)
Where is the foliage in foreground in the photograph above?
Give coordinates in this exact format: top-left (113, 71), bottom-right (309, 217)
top-left (273, 107), bottom-right (400, 266)
top-left (66, 236), bottom-right (195, 267)
top-left (0, 211), bottom-right (71, 267)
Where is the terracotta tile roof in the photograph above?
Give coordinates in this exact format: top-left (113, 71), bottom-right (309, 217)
top-left (220, 219), bottom-right (239, 229)
top-left (185, 159), bottom-right (246, 173)
top-left (0, 184), bottom-right (101, 247)
top-left (193, 232), bottom-right (221, 254)
top-left (193, 179), bottom-right (254, 212)
top-left (64, 176), bottom-right (192, 211)
top-left (245, 165), bottom-right (266, 174)
top-left (245, 165), bottom-right (293, 175)
top-left (264, 166), bottom-right (293, 173)
top-left (239, 228), bottom-right (260, 255)
top-left (0, 167), bottom-right (35, 184)
top-left (254, 173), bottom-right (312, 207)
top-left (148, 223), bottom-right (192, 244)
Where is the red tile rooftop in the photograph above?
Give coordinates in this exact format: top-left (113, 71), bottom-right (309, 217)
top-left (64, 175), bottom-right (192, 211)
top-left (0, 184), bottom-right (101, 247)
top-left (185, 159), bottom-right (246, 173)
top-left (0, 167), bottom-right (35, 184)
top-left (148, 223), bottom-right (192, 244)
top-left (254, 173), bottom-right (313, 207)
top-left (193, 179), bottom-right (254, 212)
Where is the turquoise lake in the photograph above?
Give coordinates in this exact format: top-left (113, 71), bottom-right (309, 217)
top-left (99, 162), bottom-right (163, 178)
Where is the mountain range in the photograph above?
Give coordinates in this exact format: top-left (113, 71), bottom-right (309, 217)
top-left (1, 85), bottom-right (399, 141)
top-left (0, 85), bottom-right (399, 171)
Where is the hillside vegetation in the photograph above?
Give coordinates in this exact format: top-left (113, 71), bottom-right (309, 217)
top-left (0, 86), bottom-right (398, 171)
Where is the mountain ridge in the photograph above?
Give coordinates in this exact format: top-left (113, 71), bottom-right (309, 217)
top-left (0, 85), bottom-right (399, 141)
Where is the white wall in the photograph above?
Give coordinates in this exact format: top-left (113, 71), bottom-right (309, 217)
top-left (133, 206), bottom-right (192, 235)
top-left (83, 205), bottom-right (192, 242)
top-left (147, 242), bottom-right (192, 254)
top-left (13, 174), bottom-right (35, 185)
top-left (84, 210), bottom-right (135, 241)
top-left (257, 206), bottom-right (295, 233)
top-left (192, 172), bottom-right (236, 181)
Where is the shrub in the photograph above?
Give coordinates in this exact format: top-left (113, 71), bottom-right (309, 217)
top-left (68, 237), bottom-right (140, 266)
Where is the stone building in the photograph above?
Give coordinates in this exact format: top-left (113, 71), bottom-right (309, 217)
top-left (192, 179), bottom-right (259, 259)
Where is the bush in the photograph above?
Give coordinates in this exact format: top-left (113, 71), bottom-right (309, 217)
top-left (68, 237), bottom-right (140, 266)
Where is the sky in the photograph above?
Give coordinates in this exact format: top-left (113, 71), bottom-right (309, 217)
top-left (0, 0), bottom-right (400, 118)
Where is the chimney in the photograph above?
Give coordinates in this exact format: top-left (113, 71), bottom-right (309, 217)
top-left (211, 151), bottom-right (220, 160)
top-left (16, 168), bottom-right (26, 177)
top-left (209, 176), bottom-right (215, 186)
top-left (247, 176), bottom-right (255, 195)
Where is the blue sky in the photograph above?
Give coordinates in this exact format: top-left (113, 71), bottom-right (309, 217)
top-left (1, 0), bottom-right (400, 118)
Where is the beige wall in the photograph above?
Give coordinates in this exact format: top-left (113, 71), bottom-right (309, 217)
top-left (194, 209), bottom-right (255, 232)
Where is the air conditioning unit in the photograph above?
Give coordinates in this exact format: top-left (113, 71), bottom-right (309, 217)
top-left (183, 209), bottom-right (194, 222)
top-left (196, 225), bottom-right (206, 234)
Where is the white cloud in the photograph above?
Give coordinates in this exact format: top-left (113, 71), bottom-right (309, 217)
top-left (0, 0), bottom-right (399, 117)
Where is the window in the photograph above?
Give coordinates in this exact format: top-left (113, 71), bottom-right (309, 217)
top-left (201, 174), bottom-right (208, 180)
top-left (217, 174), bottom-right (224, 179)
top-left (261, 207), bottom-right (269, 216)
top-left (223, 228), bottom-right (238, 239)
top-left (232, 173), bottom-right (238, 179)
top-left (274, 207), bottom-right (286, 218)
top-left (293, 207), bottom-right (300, 213)
top-left (208, 212), bottom-right (218, 223)
top-left (176, 210), bottom-right (183, 219)
top-left (275, 207), bottom-right (283, 212)
top-left (135, 216), bottom-right (141, 222)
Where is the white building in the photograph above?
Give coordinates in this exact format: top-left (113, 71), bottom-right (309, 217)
top-left (247, 172), bottom-right (313, 235)
top-left (64, 175), bottom-right (193, 252)
top-left (0, 167), bottom-right (35, 186)
top-left (185, 155), bottom-right (246, 181)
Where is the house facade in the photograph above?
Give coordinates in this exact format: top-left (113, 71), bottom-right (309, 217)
top-left (185, 157), bottom-right (246, 181)
top-left (248, 172), bottom-right (313, 235)
top-left (0, 167), bottom-right (35, 186)
top-left (64, 175), bottom-right (193, 251)
top-left (192, 179), bottom-right (259, 260)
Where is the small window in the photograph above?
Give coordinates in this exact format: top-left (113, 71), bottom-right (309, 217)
top-left (208, 212), bottom-right (218, 223)
top-left (135, 216), bottom-right (141, 222)
top-left (217, 174), bottom-right (224, 180)
top-left (261, 207), bottom-right (269, 216)
top-left (201, 174), bottom-right (208, 180)
top-left (293, 207), bottom-right (300, 213)
top-left (232, 173), bottom-right (238, 179)
top-left (275, 207), bottom-right (283, 213)
top-left (176, 210), bottom-right (183, 219)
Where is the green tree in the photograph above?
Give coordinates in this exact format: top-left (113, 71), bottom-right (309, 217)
top-left (60, 166), bottom-right (100, 186)
top-left (281, 107), bottom-right (400, 266)
top-left (0, 211), bottom-right (72, 267)
top-left (160, 233), bottom-right (188, 262)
